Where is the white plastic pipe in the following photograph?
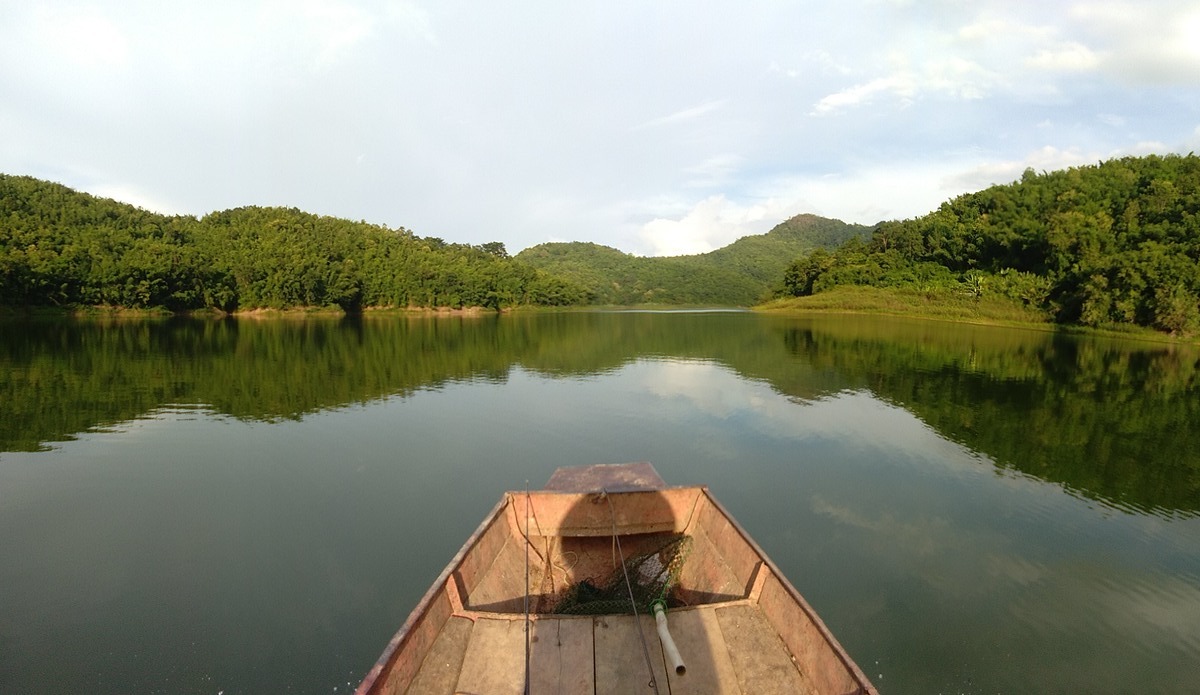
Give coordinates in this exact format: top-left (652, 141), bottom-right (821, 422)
top-left (653, 603), bottom-right (686, 675)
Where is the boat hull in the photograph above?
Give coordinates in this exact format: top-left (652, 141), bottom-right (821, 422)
top-left (355, 463), bottom-right (877, 695)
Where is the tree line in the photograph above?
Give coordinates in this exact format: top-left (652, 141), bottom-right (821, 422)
top-left (8, 153), bottom-right (1200, 324)
top-left (516, 214), bottom-right (867, 305)
top-left (0, 175), bottom-right (585, 312)
top-left (779, 154), bottom-right (1200, 335)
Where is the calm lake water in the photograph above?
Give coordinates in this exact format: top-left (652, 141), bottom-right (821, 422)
top-left (2, 311), bottom-right (1199, 694)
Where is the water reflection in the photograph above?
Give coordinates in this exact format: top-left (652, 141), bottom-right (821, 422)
top-left (779, 317), bottom-right (1200, 517)
top-left (4, 313), bottom-right (1196, 516)
top-left (2, 314), bottom-right (1199, 693)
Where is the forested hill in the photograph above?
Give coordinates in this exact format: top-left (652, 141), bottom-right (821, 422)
top-left (780, 154), bottom-right (1200, 335)
top-left (0, 174), bottom-right (585, 311)
top-left (516, 214), bottom-right (868, 305)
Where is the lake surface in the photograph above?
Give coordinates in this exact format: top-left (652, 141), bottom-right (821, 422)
top-left (2, 311), bottom-right (1199, 694)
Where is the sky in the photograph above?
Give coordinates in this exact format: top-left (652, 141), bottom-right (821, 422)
top-left (2, 1), bottom-right (1199, 257)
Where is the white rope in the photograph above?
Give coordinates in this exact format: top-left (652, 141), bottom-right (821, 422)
top-left (523, 484), bottom-right (531, 695)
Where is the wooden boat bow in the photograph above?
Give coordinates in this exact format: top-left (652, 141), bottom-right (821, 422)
top-left (355, 462), bottom-right (878, 695)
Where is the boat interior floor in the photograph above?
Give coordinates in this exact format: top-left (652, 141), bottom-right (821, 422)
top-left (404, 602), bottom-right (816, 695)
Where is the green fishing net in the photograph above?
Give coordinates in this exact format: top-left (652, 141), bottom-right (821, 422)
top-left (553, 534), bottom-right (692, 615)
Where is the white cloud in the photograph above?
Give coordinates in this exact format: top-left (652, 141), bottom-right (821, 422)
top-left (809, 45), bottom-right (1006, 115)
top-left (633, 100), bottom-right (726, 130)
top-left (635, 155), bottom-right (1038, 256)
top-left (944, 137), bottom-right (1196, 194)
top-left (384, 0), bottom-right (438, 45)
top-left (1125, 140), bottom-right (1172, 157)
top-left (88, 183), bottom-right (184, 216)
top-left (810, 75), bottom-right (913, 115)
top-left (922, 56), bottom-right (998, 99)
top-left (807, 4), bottom-right (1198, 117)
top-left (633, 158), bottom-right (984, 255)
top-left (944, 145), bottom-right (1101, 191)
top-left (682, 154), bottom-right (742, 189)
top-left (34, 6), bottom-right (132, 69)
top-left (256, 0), bottom-right (382, 70)
top-left (750, 163), bottom-right (974, 227)
top-left (768, 61), bottom-right (801, 79)
top-left (789, 50), bottom-right (855, 77)
top-left (639, 195), bottom-right (775, 256)
top-left (1025, 41), bottom-right (1100, 72)
top-left (2, 0), bottom-right (1198, 258)
top-left (957, 18), bottom-right (1054, 43)
top-left (302, 1), bottom-right (376, 66)
top-left (1189, 125), bottom-right (1200, 150)
top-left (1071, 2), bottom-right (1200, 84)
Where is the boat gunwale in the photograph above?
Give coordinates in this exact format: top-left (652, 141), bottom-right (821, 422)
top-left (353, 495), bottom-right (509, 695)
top-left (701, 490), bottom-right (879, 695)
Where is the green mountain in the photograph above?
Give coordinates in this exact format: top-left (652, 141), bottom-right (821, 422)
top-left (516, 214), bottom-right (869, 305)
top-left (780, 154), bottom-right (1200, 335)
top-left (0, 175), bottom-right (584, 312)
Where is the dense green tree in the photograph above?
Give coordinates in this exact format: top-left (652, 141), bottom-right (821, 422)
top-left (517, 214), bottom-right (868, 305)
top-left (780, 154), bottom-right (1200, 335)
top-left (0, 175), bottom-right (585, 312)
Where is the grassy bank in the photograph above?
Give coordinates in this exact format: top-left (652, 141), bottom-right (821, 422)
top-left (758, 286), bottom-right (1048, 324)
top-left (0, 305), bottom-right (177, 319)
top-left (756, 286), bottom-right (1200, 345)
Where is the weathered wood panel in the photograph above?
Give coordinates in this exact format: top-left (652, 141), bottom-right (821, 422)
top-left (529, 618), bottom-right (594, 695)
top-left (374, 587), bottom-right (453, 695)
top-left (593, 614), bottom-right (670, 694)
top-left (676, 523), bottom-right (747, 603)
top-left (715, 605), bottom-right (812, 695)
top-left (454, 618), bottom-right (526, 695)
top-left (454, 504), bottom-right (513, 602)
top-left (663, 607), bottom-right (742, 695)
top-left (544, 462), bottom-right (667, 492)
top-left (465, 535), bottom-right (525, 612)
top-left (694, 494), bottom-right (760, 594)
top-left (511, 488), bottom-right (703, 538)
top-left (361, 499), bottom-right (510, 695)
top-left (403, 616), bottom-right (473, 695)
top-left (758, 572), bottom-right (864, 695)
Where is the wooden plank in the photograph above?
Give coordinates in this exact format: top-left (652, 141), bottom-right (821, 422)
top-left (404, 616), bottom-right (474, 695)
top-left (695, 494), bottom-right (759, 593)
top-left (454, 618), bottom-right (526, 695)
top-left (359, 497), bottom-right (508, 695)
top-left (758, 572), bottom-right (861, 695)
top-left (529, 618), bottom-right (594, 695)
top-left (676, 524), bottom-right (746, 604)
top-left (545, 462), bottom-right (666, 492)
top-left (372, 587), bottom-right (454, 695)
top-left (512, 488), bottom-right (702, 538)
top-left (703, 492), bottom-right (877, 695)
top-left (714, 605), bottom-right (812, 695)
top-left (465, 536), bottom-right (526, 612)
top-left (454, 505), bottom-right (513, 602)
top-left (663, 607), bottom-right (741, 695)
top-left (594, 614), bottom-right (670, 695)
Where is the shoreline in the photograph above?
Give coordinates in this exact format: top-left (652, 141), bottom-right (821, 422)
top-left (755, 288), bottom-right (1198, 347)
top-left (3, 298), bottom-right (1195, 346)
top-left (0, 304), bottom-right (506, 319)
